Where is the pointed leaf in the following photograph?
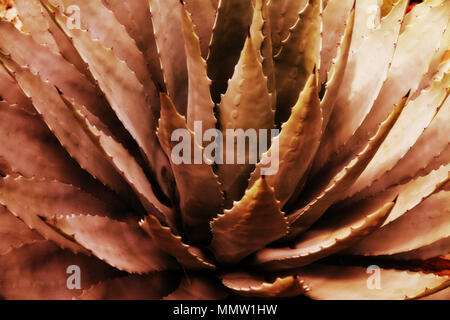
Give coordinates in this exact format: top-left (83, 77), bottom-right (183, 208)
top-left (255, 199), bottom-right (393, 271)
top-left (103, 0), bottom-right (164, 86)
top-left (140, 215), bottom-right (215, 270)
top-left (312, 0), bottom-right (407, 173)
top-left (149, 0), bottom-right (188, 114)
top-left (15, 0), bottom-right (92, 80)
top-left (157, 93), bottom-right (223, 244)
top-left (344, 69), bottom-right (450, 198)
top-left (44, 8), bottom-right (172, 196)
top-left (298, 264), bottom-right (450, 300)
top-left (251, 0), bottom-right (276, 105)
top-left (50, 215), bottom-right (178, 274)
top-left (0, 62), bottom-right (34, 112)
top-left (0, 57), bottom-right (131, 198)
top-left (320, 8), bottom-right (355, 128)
top-left (287, 97), bottom-right (406, 238)
top-left (250, 73), bottom-right (321, 207)
top-left (210, 177), bottom-right (288, 264)
top-left (268, 0), bottom-right (308, 56)
top-left (319, 0), bottom-right (354, 85)
top-left (180, 3), bottom-right (216, 132)
top-left (0, 20), bottom-right (119, 135)
top-left (49, 0), bottom-right (158, 105)
top-left (346, 187), bottom-right (450, 256)
top-left (0, 101), bottom-right (122, 205)
top-left (207, 0), bottom-right (254, 102)
top-left (183, 0), bottom-right (217, 59)
top-left (217, 36), bottom-right (275, 207)
top-left (274, 0), bottom-right (321, 124)
top-left (0, 205), bottom-right (41, 255)
top-left (222, 272), bottom-right (308, 298)
top-left (73, 107), bottom-right (172, 220)
top-left (354, 83), bottom-right (450, 199)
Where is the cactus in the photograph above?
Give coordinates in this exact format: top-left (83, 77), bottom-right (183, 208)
top-left (0, 0), bottom-right (448, 300)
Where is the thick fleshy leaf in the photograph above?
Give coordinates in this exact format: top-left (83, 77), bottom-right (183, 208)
top-left (48, 0), bottom-right (158, 106)
top-left (312, 0), bottom-right (407, 174)
top-left (0, 57), bottom-right (131, 198)
top-left (337, 0), bottom-right (450, 174)
top-left (45, 8), bottom-right (173, 197)
top-left (319, 0), bottom-right (354, 85)
top-left (103, 0), bottom-right (164, 87)
top-left (389, 237), bottom-right (450, 262)
top-left (217, 35), bottom-right (275, 207)
top-left (140, 215), bottom-right (216, 269)
top-left (251, 0), bottom-right (276, 105)
top-left (298, 264), bottom-right (450, 300)
top-left (73, 108), bottom-right (172, 220)
top-left (0, 20), bottom-right (120, 136)
top-left (254, 199), bottom-right (393, 271)
top-left (149, 0), bottom-right (188, 115)
top-left (157, 93), bottom-right (223, 244)
top-left (0, 175), bottom-right (121, 253)
top-left (287, 97), bottom-right (406, 238)
top-left (222, 272), bottom-right (308, 298)
top-left (383, 163), bottom-right (450, 225)
top-left (0, 240), bottom-right (120, 300)
top-left (0, 101), bottom-right (122, 206)
top-left (268, 0), bottom-right (308, 56)
top-left (346, 186), bottom-right (450, 256)
top-left (164, 274), bottom-right (228, 300)
top-left (421, 286), bottom-right (450, 300)
top-left (273, 0), bottom-right (321, 125)
top-left (14, 0), bottom-right (91, 80)
top-left (180, 3), bottom-right (216, 132)
top-left (77, 273), bottom-right (179, 300)
top-left (0, 62), bottom-right (34, 113)
top-left (353, 83), bottom-right (450, 200)
top-left (50, 215), bottom-right (178, 274)
top-left (249, 73), bottom-right (321, 208)
top-left (344, 69), bottom-right (450, 198)
top-left (183, 0), bottom-right (217, 59)
top-left (320, 8), bottom-right (355, 128)
top-left (207, 0), bottom-right (253, 102)
top-left (210, 177), bottom-right (288, 265)
top-left (0, 205), bottom-right (41, 255)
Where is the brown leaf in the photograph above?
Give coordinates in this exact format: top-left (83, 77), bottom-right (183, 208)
top-left (210, 177), bottom-right (288, 264)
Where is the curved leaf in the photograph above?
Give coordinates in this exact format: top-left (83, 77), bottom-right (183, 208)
top-left (157, 93), bottom-right (223, 244)
top-left (217, 35), bottom-right (275, 207)
top-left (49, 215), bottom-right (178, 274)
top-left (222, 272), bottom-right (308, 298)
top-left (149, 0), bottom-right (188, 114)
top-left (210, 177), bottom-right (288, 265)
top-left (249, 73), bottom-right (321, 208)
top-left (287, 97), bottom-right (406, 239)
top-left (0, 205), bottom-right (41, 255)
top-left (180, 3), bottom-right (216, 132)
top-left (140, 215), bottom-right (216, 270)
top-left (207, 0), bottom-right (253, 102)
top-left (312, 0), bottom-right (407, 174)
top-left (254, 199), bottom-right (393, 271)
top-left (298, 264), bottom-right (449, 300)
top-left (273, 0), bottom-right (321, 124)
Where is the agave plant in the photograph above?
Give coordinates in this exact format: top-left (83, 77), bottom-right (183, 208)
top-left (0, 0), bottom-right (448, 300)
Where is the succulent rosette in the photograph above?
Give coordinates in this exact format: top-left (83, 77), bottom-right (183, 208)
top-left (0, 0), bottom-right (449, 300)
